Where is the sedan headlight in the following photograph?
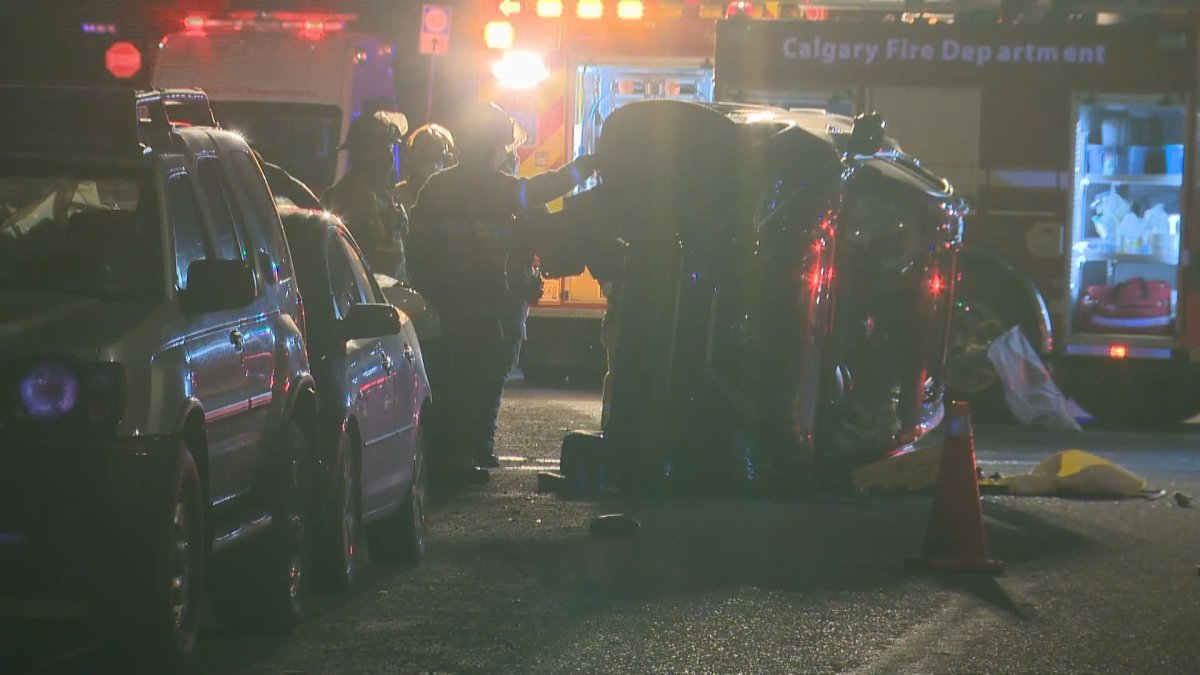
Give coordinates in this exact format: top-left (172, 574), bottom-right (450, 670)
top-left (19, 363), bottom-right (80, 421)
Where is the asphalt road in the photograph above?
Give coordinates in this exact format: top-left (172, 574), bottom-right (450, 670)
top-left (12, 379), bottom-right (1200, 674)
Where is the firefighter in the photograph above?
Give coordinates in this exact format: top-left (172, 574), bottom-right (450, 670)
top-left (408, 102), bottom-right (598, 483)
top-left (396, 123), bottom-right (456, 211)
top-left (322, 110), bottom-right (410, 281)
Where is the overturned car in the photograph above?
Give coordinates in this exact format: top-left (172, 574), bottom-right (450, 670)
top-left (549, 101), bottom-right (966, 497)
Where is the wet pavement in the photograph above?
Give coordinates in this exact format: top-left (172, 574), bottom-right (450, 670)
top-left (9, 379), bottom-right (1200, 674)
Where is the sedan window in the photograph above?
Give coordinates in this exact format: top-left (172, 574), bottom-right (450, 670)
top-left (327, 232), bottom-right (371, 320)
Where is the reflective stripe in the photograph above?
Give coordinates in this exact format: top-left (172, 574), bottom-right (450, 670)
top-left (205, 400), bottom-right (248, 424)
top-left (518, 181), bottom-right (529, 211)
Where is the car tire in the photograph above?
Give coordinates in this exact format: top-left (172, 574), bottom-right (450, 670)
top-left (212, 421), bottom-right (312, 635)
top-left (367, 423), bottom-right (428, 565)
top-left (317, 429), bottom-right (361, 592)
top-left (100, 442), bottom-right (205, 674)
top-left (945, 281), bottom-right (1039, 423)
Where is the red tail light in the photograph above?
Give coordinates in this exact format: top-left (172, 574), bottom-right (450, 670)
top-left (928, 272), bottom-right (946, 296)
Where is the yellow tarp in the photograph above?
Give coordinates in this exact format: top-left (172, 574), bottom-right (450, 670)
top-left (1000, 449), bottom-right (1147, 498)
top-left (852, 444), bottom-right (944, 493)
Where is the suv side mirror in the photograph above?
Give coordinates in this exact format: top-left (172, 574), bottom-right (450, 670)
top-left (341, 303), bottom-right (403, 341)
top-left (379, 282), bottom-right (428, 318)
top-left (181, 259), bottom-right (257, 313)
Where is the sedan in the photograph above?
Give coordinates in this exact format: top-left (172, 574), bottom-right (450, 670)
top-left (279, 206), bottom-right (431, 590)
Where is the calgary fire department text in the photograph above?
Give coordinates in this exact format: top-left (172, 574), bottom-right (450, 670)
top-left (782, 37), bottom-right (1108, 68)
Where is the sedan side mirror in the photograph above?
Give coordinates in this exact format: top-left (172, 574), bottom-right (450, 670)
top-left (181, 259), bottom-right (257, 313)
top-left (341, 303), bottom-right (403, 341)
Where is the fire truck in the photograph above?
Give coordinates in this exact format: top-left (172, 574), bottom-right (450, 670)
top-left (713, 3), bottom-right (1200, 427)
top-left (472, 0), bottom-right (719, 384)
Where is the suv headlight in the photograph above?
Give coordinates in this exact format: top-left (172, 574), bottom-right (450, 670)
top-left (19, 363), bottom-right (80, 421)
top-left (14, 361), bottom-right (125, 423)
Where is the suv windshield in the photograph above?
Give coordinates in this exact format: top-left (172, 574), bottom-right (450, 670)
top-left (212, 102), bottom-right (341, 195)
top-left (0, 167), bottom-right (162, 301)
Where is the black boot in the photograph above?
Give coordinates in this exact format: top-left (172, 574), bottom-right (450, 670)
top-left (475, 454), bottom-right (501, 469)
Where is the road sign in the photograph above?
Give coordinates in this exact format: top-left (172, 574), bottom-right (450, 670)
top-left (105, 41), bottom-right (142, 79)
top-left (419, 4), bottom-right (451, 56)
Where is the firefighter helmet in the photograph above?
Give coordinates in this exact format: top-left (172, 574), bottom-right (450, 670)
top-left (338, 110), bottom-right (409, 151)
top-left (406, 123), bottom-right (456, 167)
top-left (453, 102), bottom-right (527, 160)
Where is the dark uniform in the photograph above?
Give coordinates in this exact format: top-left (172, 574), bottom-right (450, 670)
top-left (408, 103), bottom-right (596, 479)
top-left (322, 111), bottom-right (411, 281)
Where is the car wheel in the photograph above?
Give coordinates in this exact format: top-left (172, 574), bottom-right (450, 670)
top-left (945, 277), bottom-right (1043, 423)
top-left (101, 442), bottom-right (205, 674)
top-left (212, 421), bottom-right (312, 635)
top-left (367, 424), bottom-right (428, 565)
top-left (318, 429), bottom-right (360, 592)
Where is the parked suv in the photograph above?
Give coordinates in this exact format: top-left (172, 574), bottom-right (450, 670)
top-left (0, 87), bottom-right (318, 672)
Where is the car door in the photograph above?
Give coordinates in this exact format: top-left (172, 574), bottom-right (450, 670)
top-left (169, 160), bottom-right (248, 502)
top-left (191, 151), bottom-right (275, 500)
top-left (326, 231), bottom-right (403, 514)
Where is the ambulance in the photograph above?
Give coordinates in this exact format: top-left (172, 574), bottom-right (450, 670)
top-left (473, 0), bottom-right (720, 384)
top-left (152, 11), bottom-right (398, 195)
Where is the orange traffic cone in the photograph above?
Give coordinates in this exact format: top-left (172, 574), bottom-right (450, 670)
top-left (906, 401), bottom-right (1005, 575)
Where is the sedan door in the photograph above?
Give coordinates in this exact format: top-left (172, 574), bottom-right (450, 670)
top-left (326, 231), bottom-right (403, 515)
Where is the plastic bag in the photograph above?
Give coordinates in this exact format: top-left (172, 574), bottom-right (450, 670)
top-left (986, 326), bottom-right (1082, 432)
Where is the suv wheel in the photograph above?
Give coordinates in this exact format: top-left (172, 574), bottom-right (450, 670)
top-left (212, 421), bottom-right (312, 635)
top-left (317, 429), bottom-right (361, 592)
top-left (101, 442), bottom-right (205, 673)
top-left (367, 423), bottom-right (428, 565)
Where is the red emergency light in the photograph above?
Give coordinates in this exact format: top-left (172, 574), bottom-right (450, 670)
top-left (725, 1), bottom-right (759, 19)
top-left (1108, 344), bottom-right (1129, 359)
top-left (928, 271), bottom-right (946, 296)
top-left (181, 12), bottom-right (352, 37)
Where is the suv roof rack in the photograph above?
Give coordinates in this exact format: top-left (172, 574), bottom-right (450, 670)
top-left (136, 88), bottom-right (218, 148)
top-left (0, 85), bottom-right (219, 160)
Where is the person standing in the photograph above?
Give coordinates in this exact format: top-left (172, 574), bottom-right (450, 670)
top-left (408, 102), bottom-right (597, 483)
top-left (396, 123), bottom-right (456, 212)
top-left (322, 111), bottom-right (411, 281)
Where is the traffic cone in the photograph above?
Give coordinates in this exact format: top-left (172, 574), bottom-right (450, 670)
top-left (906, 401), bottom-right (1005, 575)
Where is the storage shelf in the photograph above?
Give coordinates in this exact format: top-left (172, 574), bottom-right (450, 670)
top-left (1064, 333), bottom-right (1177, 348)
top-left (1073, 250), bottom-right (1180, 265)
top-left (1081, 174), bottom-right (1182, 187)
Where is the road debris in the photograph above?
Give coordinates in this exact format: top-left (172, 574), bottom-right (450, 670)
top-left (589, 513), bottom-right (641, 536)
top-left (1174, 491), bottom-right (1193, 508)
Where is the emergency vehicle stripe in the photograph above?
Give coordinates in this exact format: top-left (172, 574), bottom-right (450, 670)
top-left (520, 67), bottom-right (567, 176)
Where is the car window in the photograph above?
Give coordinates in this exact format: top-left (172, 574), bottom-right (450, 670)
top-left (0, 169), bottom-right (162, 300)
top-left (230, 150), bottom-right (294, 282)
top-left (327, 231), bottom-right (371, 320)
top-left (195, 157), bottom-right (244, 261)
top-left (166, 170), bottom-right (210, 290)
